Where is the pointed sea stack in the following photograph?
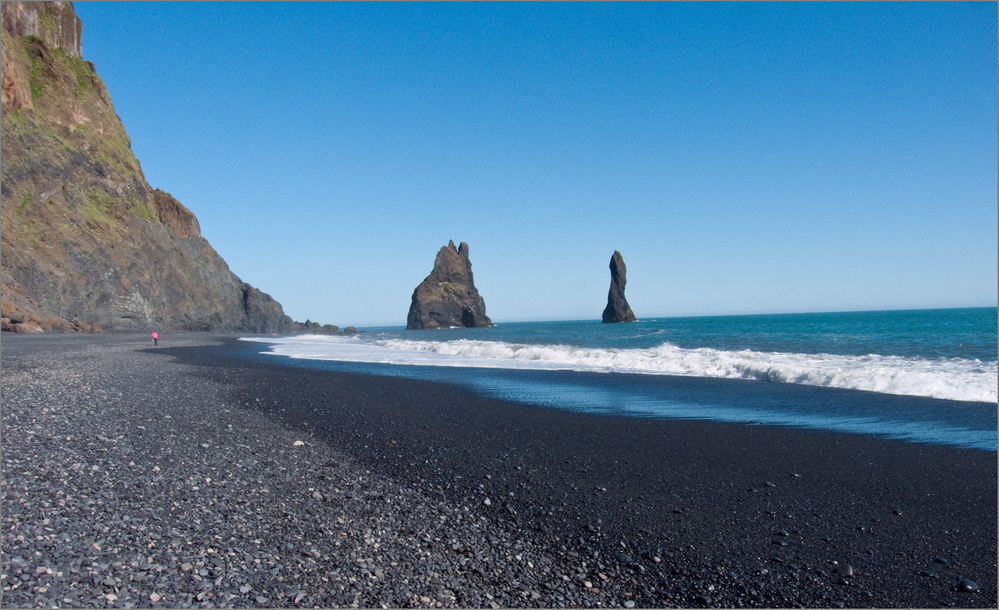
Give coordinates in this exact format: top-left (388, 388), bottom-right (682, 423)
top-left (601, 250), bottom-right (637, 323)
top-left (406, 241), bottom-right (492, 330)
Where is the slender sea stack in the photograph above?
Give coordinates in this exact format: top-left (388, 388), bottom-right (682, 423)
top-left (407, 241), bottom-right (492, 330)
top-left (601, 250), bottom-right (637, 323)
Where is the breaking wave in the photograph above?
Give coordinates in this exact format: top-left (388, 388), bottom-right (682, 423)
top-left (242, 335), bottom-right (997, 403)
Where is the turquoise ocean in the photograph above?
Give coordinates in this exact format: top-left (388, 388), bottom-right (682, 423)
top-left (241, 307), bottom-right (997, 451)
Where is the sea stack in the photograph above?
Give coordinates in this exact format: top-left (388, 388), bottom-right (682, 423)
top-left (601, 250), bottom-right (637, 323)
top-left (406, 241), bottom-right (492, 330)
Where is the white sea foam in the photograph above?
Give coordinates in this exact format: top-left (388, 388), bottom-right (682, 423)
top-left (241, 335), bottom-right (998, 403)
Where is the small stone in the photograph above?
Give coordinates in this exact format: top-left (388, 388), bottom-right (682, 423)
top-left (934, 556), bottom-right (949, 565)
top-left (616, 553), bottom-right (634, 564)
top-left (836, 564), bottom-right (853, 577)
top-left (694, 594), bottom-right (712, 606)
top-left (312, 491), bottom-right (323, 501)
top-left (624, 601), bottom-right (636, 608)
top-left (180, 563), bottom-right (192, 572)
top-left (255, 596), bottom-right (268, 604)
top-left (239, 585), bottom-right (251, 594)
top-left (957, 579), bottom-right (979, 593)
top-left (776, 529), bottom-right (790, 537)
top-left (149, 593), bottom-right (161, 602)
top-left (293, 441), bottom-right (305, 446)
top-left (484, 498), bottom-right (491, 506)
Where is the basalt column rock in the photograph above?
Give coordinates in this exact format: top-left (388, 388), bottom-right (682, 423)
top-left (407, 240), bottom-right (492, 330)
top-left (601, 250), bottom-right (637, 323)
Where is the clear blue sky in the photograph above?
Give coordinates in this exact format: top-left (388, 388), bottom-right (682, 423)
top-left (73, 2), bottom-right (997, 327)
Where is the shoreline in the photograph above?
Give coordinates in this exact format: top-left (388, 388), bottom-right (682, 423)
top-left (2, 334), bottom-right (995, 608)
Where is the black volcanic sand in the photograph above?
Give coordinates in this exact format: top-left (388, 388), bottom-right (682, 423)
top-left (1, 334), bottom-right (995, 609)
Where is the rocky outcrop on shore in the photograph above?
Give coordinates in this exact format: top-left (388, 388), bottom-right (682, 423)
top-left (406, 240), bottom-right (492, 330)
top-left (601, 250), bottom-right (637, 323)
top-left (0, 1), bottom-right (294, 334)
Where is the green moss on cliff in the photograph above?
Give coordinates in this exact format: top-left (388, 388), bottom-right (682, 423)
top-left (80, 187), bottom-right (119, 224)
top-left (98, 127), bottom-right (138, 176)
top-left (17, 192), bottom-right (33, 216)
top-left (134, 202), bottom-right (157, 222)
top-left (3, 106), bottom-right (30, 132)
top-left (25, 37), bottom-right (53, 102)
top-left (37, 3), bottom-right (57, 31)
top-left (4, 187), bottom-right (40, 246)
top-left (54, 47), bottom-right (94, 96)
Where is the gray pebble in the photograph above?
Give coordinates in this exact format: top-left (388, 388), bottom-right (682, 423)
top-left (957, 578), bottom-right (979, 593)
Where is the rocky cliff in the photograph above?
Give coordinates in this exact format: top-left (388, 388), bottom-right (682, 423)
top-left (407, 240), bottom-right (492, 330)
top-left (601, 250), bottom-right (636, 323)
top-left (1, 1), bottom-right (294, 333)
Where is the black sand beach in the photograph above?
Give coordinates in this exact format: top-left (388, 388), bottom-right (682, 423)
top-left (2, 334), bottom-right (995, 608)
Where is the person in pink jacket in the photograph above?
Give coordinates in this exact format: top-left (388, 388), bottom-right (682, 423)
top-left (152, 331), bottom-right (158, 346)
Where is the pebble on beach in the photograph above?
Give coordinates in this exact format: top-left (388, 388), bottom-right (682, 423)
top-left (958, 579), bottom-right (980, 593)
top-left (1, 334), bottom-right (995, 609)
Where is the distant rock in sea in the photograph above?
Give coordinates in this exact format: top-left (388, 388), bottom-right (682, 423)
top-left (601, 250), bottom-right (637, 323)
top-left (407, 241), bottom-right (492, 330)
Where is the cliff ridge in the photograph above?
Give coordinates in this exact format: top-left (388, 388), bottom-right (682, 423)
top-left (1, 1), bottom-right (295, 333)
